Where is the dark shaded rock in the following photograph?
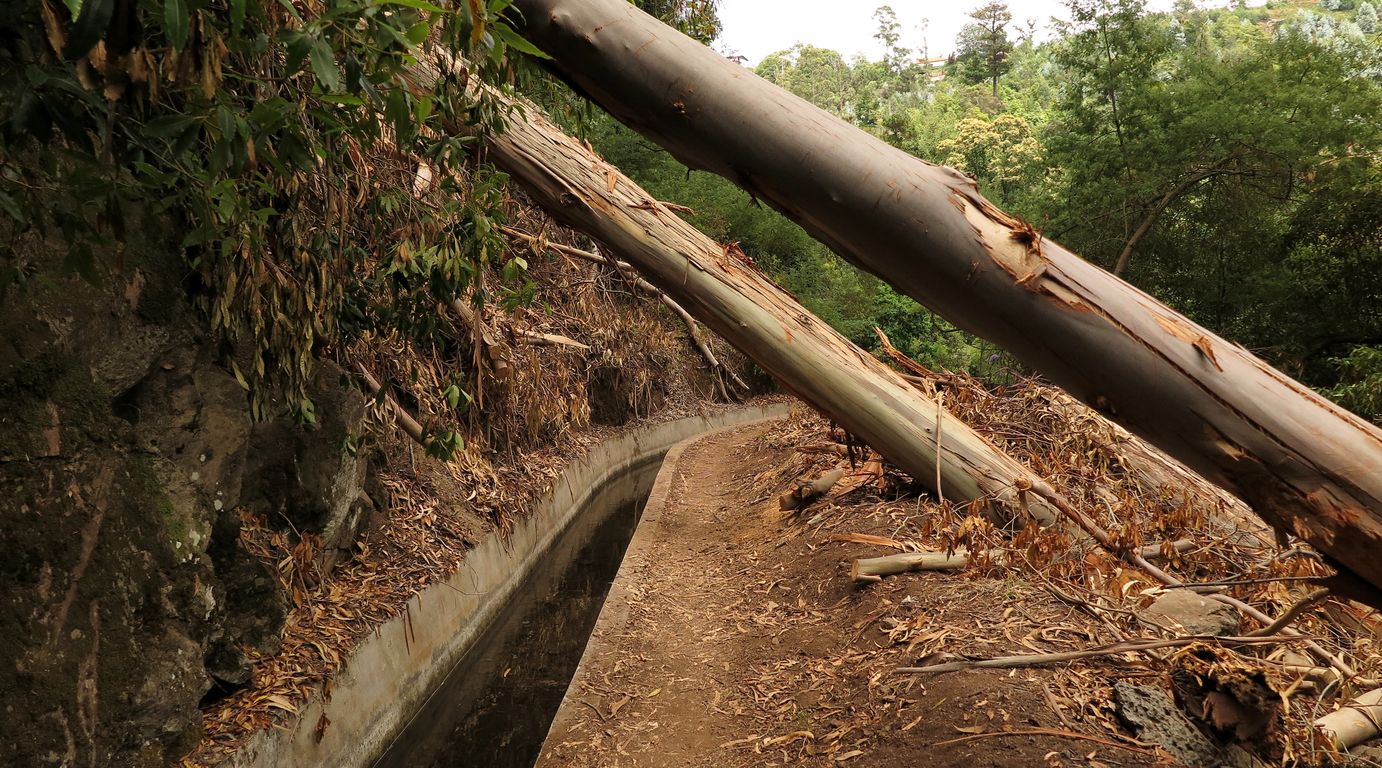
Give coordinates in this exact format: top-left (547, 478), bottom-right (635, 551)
top-left (0, 450), bottom-right (215, 767)
top-left (319, 491), bottom-right (376, 577)
top-left (363, 452), bottom-right (392, 511)
top-left (1, 237), bottom-right (262, 766)
top-left (242, 362), bottom-right (369, 553)
top-left (205, 637), bottom-right (253, 688)
top-left (116, 343), bottom-right (253, 561)
top-left (210, 531), bottom-right (288, 657)
top-left (1140, 591), bottom-right (1239, 636)
top-left (1113, 681), bottom-right (1223, 766)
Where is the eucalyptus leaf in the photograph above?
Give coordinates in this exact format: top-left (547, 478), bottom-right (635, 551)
top-left (493, 23), bottom-right (549, 59)
top-left (164, 0), bottom-right (189, 51)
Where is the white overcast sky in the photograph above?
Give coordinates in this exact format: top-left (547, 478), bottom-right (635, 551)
top-left (715, 0), bottom-right (1240, 65)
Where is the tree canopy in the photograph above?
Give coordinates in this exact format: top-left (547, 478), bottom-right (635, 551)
top-left (954, 2), bottom-right (1016, 96)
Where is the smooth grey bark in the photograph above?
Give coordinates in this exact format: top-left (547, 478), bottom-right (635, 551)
top-left (510, 0), bottom-right (1382, 603)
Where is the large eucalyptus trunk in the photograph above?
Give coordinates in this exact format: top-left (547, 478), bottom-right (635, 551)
top-left (408, 58), bottom-right (1068, 526)
top-left (510, 0), bottom-right (1382, 601)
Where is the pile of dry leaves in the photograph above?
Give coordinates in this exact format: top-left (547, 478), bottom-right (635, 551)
top-left (753, 367), bottom-right (1382, 766)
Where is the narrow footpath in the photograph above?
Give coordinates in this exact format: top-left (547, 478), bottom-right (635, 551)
top-left (538, 419), bottom-right (1144, 768)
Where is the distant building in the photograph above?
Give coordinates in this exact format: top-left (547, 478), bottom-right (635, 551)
top-left (919, 56), bottom-right (948, 82)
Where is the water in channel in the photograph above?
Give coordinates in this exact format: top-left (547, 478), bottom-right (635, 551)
top-left (373, 460), bottom-right (658, 768)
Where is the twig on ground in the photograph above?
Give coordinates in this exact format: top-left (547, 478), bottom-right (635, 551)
top-left (933, 727), bottom-right (1158, 755)
top-left (1248, 589), bottom-right (1331, 637)
top-left (895, 634), bottom-right (1309, 675)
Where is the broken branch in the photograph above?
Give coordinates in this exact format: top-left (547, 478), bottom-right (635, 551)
top-left (779, 467), bottom-right (845, 511)
top-left (896, 635), bottom-right (1307, 675)
top-left (851, 549), bottom-right (1006, 583)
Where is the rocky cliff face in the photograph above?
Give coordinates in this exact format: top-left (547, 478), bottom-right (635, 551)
top-left (0, 238), bottom-right (376, 767)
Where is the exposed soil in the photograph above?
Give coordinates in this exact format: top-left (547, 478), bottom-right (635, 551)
top-left (538, 419), bottom-right (1164, 768)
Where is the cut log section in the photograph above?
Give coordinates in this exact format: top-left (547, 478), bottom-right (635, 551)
top-left (512, 0), bottom-right (1382, 606)
top-left (779, 467), bottom-right (845, 511)
top-left (851, 549), bottom-right (1003, 583)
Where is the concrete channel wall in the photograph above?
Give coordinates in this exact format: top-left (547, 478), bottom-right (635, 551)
top-left (223, 402), bottom-right (792, 768)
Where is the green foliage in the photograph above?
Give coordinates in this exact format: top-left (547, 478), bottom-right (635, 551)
top-left (756, 45), bottom-right (857, 116)
top-left (873, 285), bottom-right (983, 371)
top-left (1360, 2), bottom-right (1379, 33)
top-left (1, 0), bottom-right (537, 451)
top-left (1038, 0), bottom-right (1381, 397)
top-left (953, 2), bottom-right (1015, 96)
top-left (935, 114), bottom-right (1043, 203)
top-left (634, 0), bottom-right (720, 43)
top-left (1329, 347), bottom-right (1382, 423)
top-left (872, 5), bottom-right (913, 75)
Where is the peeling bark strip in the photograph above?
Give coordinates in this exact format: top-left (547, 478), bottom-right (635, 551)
top-left (406, 62), bottom-right (1068, 527)
top-left (510, 0), bottom-right (1382, 604)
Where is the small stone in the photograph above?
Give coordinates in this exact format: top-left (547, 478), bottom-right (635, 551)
top-left (1140, 590), bottom-right (1239, 636)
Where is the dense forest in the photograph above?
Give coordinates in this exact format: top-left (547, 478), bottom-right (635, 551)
top-left (3, 0), bottom-right (1382, 764)
top-left (589, 0), bottom-right (1382, 420)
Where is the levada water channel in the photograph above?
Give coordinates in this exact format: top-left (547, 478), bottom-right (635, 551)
top-left (372, 459), bottom-right (657, 768)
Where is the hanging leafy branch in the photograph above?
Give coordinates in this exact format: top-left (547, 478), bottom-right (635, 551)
top-left (1, 0), bottom-right (541, 441)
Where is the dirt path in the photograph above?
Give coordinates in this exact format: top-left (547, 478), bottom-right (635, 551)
top-left (537, 420), bottom-right (1157, 768)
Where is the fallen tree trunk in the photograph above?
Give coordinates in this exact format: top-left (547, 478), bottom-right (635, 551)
top-left (1032, 386), bottom-right (1275, 550)
top-left (511, 0), bottom-right (1382, 603)
top-left (876, 327), bottom-right (1275, 553)
top-left (407, 58), bottom-right (1069, 527)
